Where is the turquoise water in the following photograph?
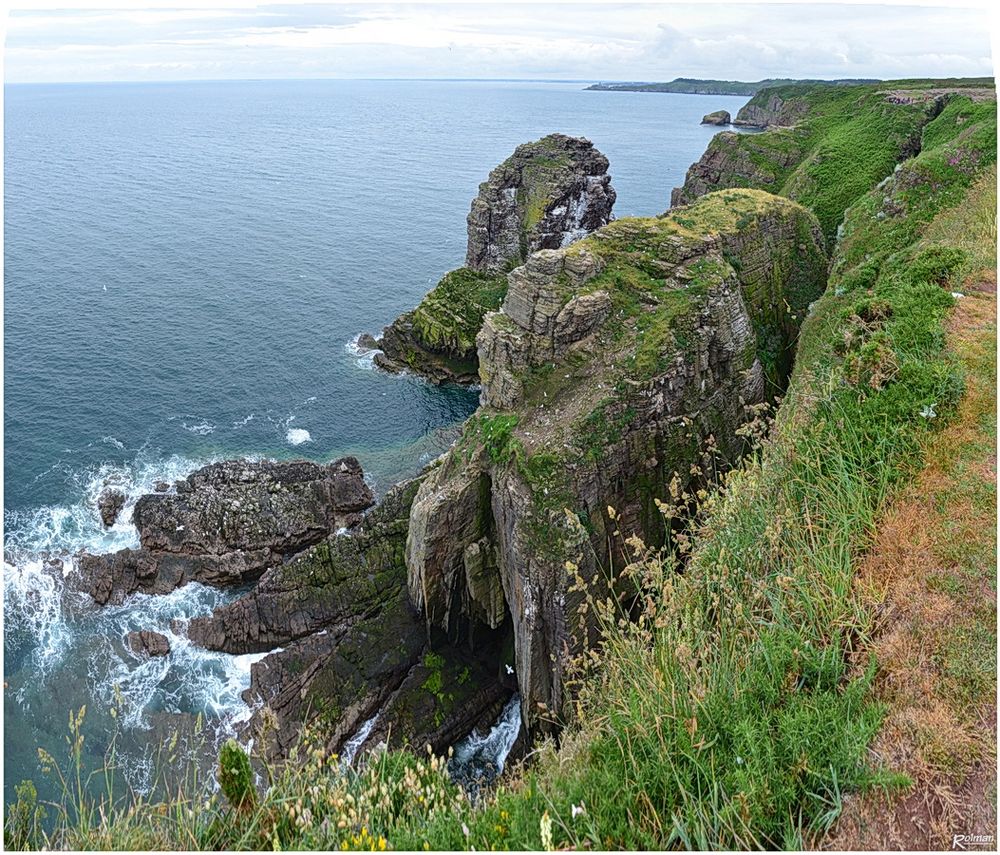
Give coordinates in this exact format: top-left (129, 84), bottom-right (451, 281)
top-left (3, 79), bottom-right (749, 800)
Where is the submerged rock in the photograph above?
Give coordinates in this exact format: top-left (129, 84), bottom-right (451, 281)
top-left (374, 134), bottom-right (616, 384)
top-left (127, 629), bottom-right (170, 657)
top-left (97, 488), bottom-right (126, 527)
top-left (80, 458), bottom-right (374, 605)
top-left (701, 110), bottom-right (731, 125)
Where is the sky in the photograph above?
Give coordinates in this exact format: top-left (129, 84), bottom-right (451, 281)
top-left (2, 1), bottom-right (995, 84)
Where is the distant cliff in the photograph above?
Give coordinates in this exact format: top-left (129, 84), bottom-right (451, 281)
top-left (671, 80), bottom-right (996, 240)
top-left (586, 77), bottom-right (879, 95)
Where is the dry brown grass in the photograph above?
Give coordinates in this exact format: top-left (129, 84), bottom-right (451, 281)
top-left (825, 282), bottom-right (997, 851)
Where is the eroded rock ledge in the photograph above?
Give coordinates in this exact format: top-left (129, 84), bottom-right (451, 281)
top-left (373, 134), bottom-right (616, 383)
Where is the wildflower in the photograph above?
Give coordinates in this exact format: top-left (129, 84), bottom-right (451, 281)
top-left (540, 810), bottom-right (554, 851)
top-left (571, 802), bottom-right (586, 819)
top-left (920, 404), bottom-right (937, 419)
top-left (462, 822), bottom-right (471, 838)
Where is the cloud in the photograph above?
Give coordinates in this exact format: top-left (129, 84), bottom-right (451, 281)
top-left (3, 2), bottom-right (993, 83)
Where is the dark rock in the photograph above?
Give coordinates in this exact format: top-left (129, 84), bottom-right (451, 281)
top-left (154, 481), bottom-right (170, 492)
top-left (356, 333), bottom-right (380, 351)
top-left (97, 488), bottom-right (126, 527)
top-left (127, 630), bottom-right (171, 657)
top-left (701, 110), bottom-right (731, 125)
top-left (466, 133), bottom-right (616, 273)
top-left (79, 458), bottom-right (374, 605)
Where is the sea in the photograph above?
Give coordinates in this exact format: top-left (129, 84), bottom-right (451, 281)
top-left (3, 79), bottom-right (750, 803)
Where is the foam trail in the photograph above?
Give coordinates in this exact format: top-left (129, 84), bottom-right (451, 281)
top-left (345, 333), bottom-right (379, 370)
top-left (448, 694), bottom-right (522, 796)
top-left (341, 713), bottom-right (380, 767)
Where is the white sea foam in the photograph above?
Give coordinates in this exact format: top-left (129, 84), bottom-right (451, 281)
top-left (345, 333), bottom-right (379, 370)
top-left (232, 413), bottom-right (256, 428)
top-left (182, 421), bottom-right (216, 435)
top-left (286, 428), bottom-right (312, 445)
top-left (449, 694), bottom-right (522, 794)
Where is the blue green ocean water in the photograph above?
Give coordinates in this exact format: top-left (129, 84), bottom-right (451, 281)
top-left (3, 78), bottom-right (749, 800)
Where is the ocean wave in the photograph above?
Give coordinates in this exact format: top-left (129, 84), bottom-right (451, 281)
top-left (345, 333), bottom-right (380, 370)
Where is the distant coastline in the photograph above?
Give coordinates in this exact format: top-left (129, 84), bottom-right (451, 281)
top-left (585, 76), bottom-right (879, 95)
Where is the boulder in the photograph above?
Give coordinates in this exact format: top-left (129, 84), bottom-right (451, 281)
top-left (97, 488), bottom-right (126, 527)
top-left (127, 630), bottom-right (170, 657)
top-left (79, 458), bottom-right (374, 605)
top-left (701, 110), bottom-right (731, 125)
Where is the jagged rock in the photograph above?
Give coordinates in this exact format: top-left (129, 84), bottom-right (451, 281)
top-left (79, 458), bottom-right (374, 605)
top-left (701, 110), bottom-right (731, 125)
top-left (201, 477), bottom-right (512, 761)
top-left (407, 189), bottom-right (829, 731)
top-left (127, 630), bottom-right (170, 657)
top-left (374, 135), bottom-right (616, 384)
top-left (186, 477), bottom-right (421, 653)
top-left (467, 133), bottom-right (616, 273)
top-left (153, 481), bottom-right (170, 493)
top-left (97, 488), bottom-right (125, 527)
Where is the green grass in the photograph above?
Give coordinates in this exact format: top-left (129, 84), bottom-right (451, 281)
top-left (6, 82), bottom-right (995, 852)
top-left (410, 267), bottom-right (509, 356)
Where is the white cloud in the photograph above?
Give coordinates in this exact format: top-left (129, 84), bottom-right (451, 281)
top-left (3, 1), bottom-right (993, 83)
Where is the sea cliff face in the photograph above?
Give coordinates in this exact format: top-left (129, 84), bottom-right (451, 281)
top-left (669, 82), bottom-right (985, 239)
top-left (406, 189), bottom-right (827, 726)
top-left (373, 134), bottom-right (616, 383)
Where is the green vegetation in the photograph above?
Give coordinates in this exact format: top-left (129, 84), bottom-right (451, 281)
top-left (218, 740), bottom-right (256, 812)
top-left (5, 81), bottom-right (995, 851)
top-left (409, 267), bottom-right (508, 356)
top-left (679, 82), bottom-right (995, 243)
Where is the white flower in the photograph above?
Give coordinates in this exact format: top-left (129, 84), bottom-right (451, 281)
top-left (462, 823), bottom-right (470, 838)
top-left (505, 664), bottom-right (514, 675)
top-left (920, 404), bottom-right (937, 419)
top-left (571, 802), bottom-right (586, 819)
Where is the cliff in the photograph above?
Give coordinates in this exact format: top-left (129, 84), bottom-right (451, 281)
top-left (31, 79), bottom-right (997, 853)
top-left (406, 189), bottom-right (827, 727)
top-left (671, 81), bottom-right (995, 240)
top-left (374, 134), bottom-right (615, 383)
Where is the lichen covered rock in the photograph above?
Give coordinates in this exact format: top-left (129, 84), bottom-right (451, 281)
top-left (79, 458), bottom-right (374, 605)
top-left (374, 134), bottom-right (616, 384)
top-left (466, 133), bottom-right (616, 273)
top-left (407, 189), bottom-right (829, 729)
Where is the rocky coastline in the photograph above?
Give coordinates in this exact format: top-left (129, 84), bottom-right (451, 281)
top-left (77, 90), bottom-right (944, 777)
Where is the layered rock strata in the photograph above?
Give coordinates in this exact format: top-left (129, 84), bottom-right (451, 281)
top-left (374, 134), bottom-right (616, 383)
top-left (405, 189), bottom-right (828, 730)
top-left (79, 459), bottom-right (374, 605)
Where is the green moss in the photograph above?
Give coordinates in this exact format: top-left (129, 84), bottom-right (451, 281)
top-left (409, 267), bottom-right (509, 358)
top-left (218, 740), bottom-right (256, 812)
